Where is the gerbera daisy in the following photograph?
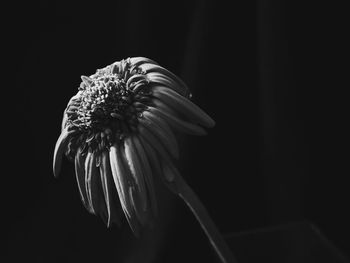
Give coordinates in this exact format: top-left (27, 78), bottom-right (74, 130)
top-left (53, 57), bottom-right (236, 263)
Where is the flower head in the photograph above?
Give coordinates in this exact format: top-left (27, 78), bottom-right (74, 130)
top-left (53, 57), bottom-right (215, 234)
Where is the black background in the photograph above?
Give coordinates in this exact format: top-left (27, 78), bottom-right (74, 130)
top-left (3, 0), bottom-right (349, 262)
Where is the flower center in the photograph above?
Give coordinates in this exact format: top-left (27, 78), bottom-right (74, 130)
top-left (65, 61), bottom-right (150, 156)
top-left (77, 73), bottom-right (134, 131)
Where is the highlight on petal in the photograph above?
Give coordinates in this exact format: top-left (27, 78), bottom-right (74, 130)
top-left (124, 136), bottom-right (148, 213)
top-left (61, 111), bottom-right (68, 132)
top-left (137, 63), bottom-right (189, 96)
top-left (109, 144), bottom-right (130, 217)
top-left (84, 151), bottom-right (96, 214)
top-left (109, 144), bottom-right (140, 235)
top-left (101, 150), bottom-right (124, 227)
top-left (74, 147), bottom-right (93, 213)
top-left (53, 127), bottom-right (75, 178)
top-left (89, 152), bottom-right (110, 224)
top-left (129, 57), bottom-right (158, 68)
top-left (99, 151), bottom-right (113, 226)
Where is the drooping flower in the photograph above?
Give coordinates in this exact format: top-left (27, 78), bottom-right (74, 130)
top-left (53, 57), bottom-right (215, 235)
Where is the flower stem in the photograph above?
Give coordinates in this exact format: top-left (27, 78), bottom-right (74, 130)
top-left (169, 175), bottom-right (238, 263)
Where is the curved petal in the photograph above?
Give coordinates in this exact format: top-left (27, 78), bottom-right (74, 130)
top-left (53, 127), bottom-right (75, 178)
top-left (74, 147), bottom-right (93, 213)
top-left (61, 111), bottom-right (69, 132)
top-left (139, 133), bottom-right (178, 186)
top-left (151, 85), bottom-right (215, 128)
top-left (137, 123), bottom-right (172, 162)
top-left (61, 92), bottom-right (81, 132)
top-left (138, 124), bottom-right (175, 184)
top-left (139, 137), bottom-right (163, 178)
top-left (147, 103), bottom-right (207, 136)
top-left (129, 57), bottom-right (158, 68)
top-left (126, 74), bottom-right (147, 89)
top-left (124, 137), bottom-right (148, 214)
top-left (147, 72), bottom-right (186, 96)
top-left (139, 111), bottom-right (179, 158)
top-left (109, 145), bottom-right (128, 216)
top-left (89, 152), bottom-right (109, 224)
top-left (99, 150), bottom-right (122, 227)
top-left (138, 63), bottom-right (189, 96)
top-left (84, 151), bottom-right (96, 214)
top-left (132, 135), bottom-right (158, 217)
top-left (109, 144), bottom-right (140, 235)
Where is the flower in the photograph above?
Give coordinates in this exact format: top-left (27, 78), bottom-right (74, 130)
top-left (53, 57), bottom-right (215, 235)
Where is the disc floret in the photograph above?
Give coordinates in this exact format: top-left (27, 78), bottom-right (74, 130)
top-left (76, 65), bottom-right (142, 133)
top-left (65, 60), bottom-right (150, 156)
